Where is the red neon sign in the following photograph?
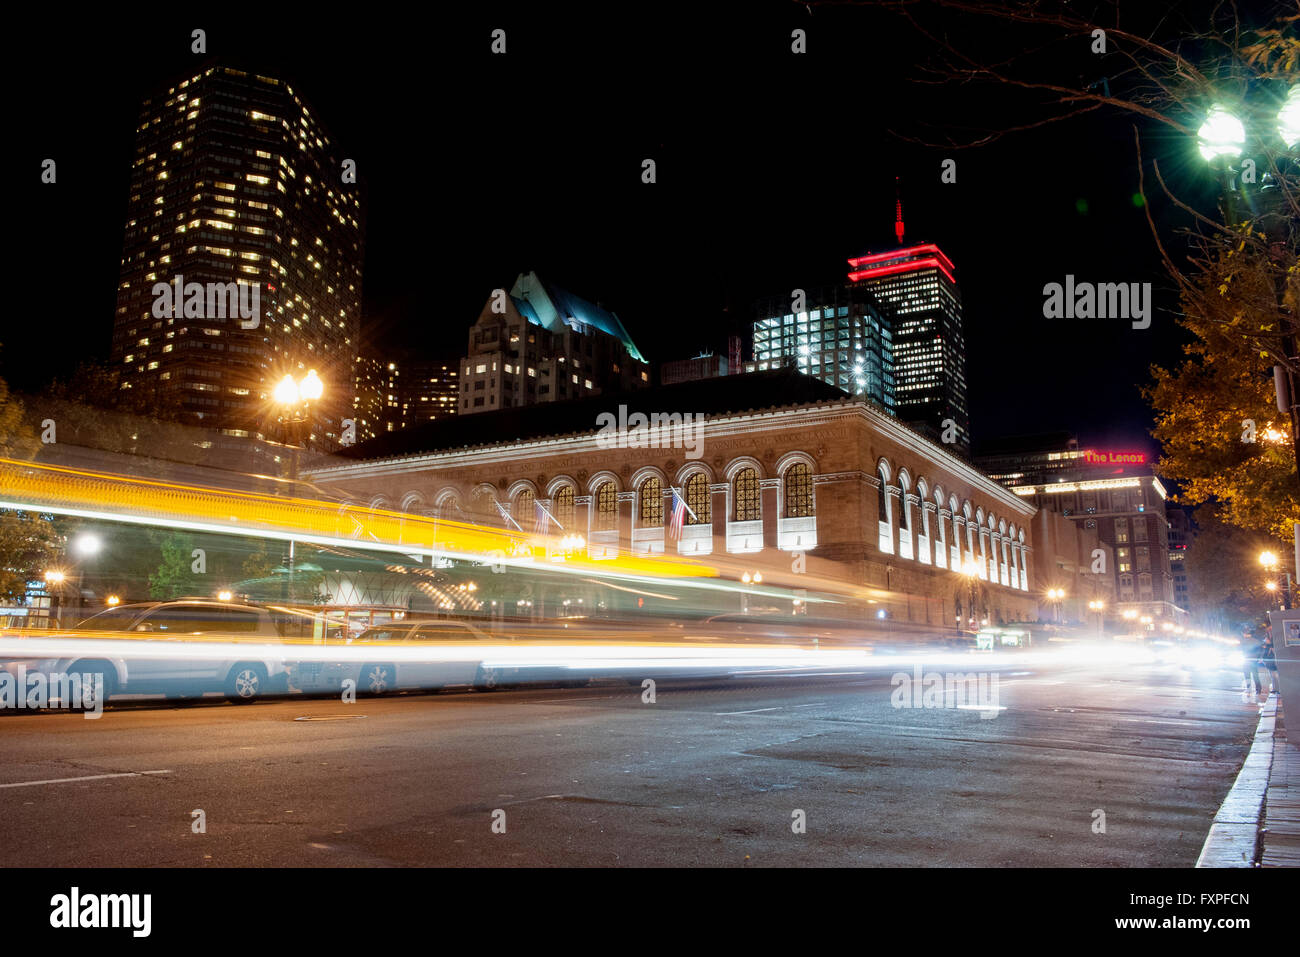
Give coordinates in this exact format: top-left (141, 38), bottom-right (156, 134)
top-left (848, 256), bottom-right (956, 285)
top-left (847, 243), bottom-right (956, 274)
top-left (1083, 450), bottom-right (1146, 465)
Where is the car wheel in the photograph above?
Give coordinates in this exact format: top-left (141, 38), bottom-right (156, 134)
top-left (475, 665), bottom-right (502, 691)
top-left (359, 663), bottom-right (395, 696)
top-left (225, 664), bottom-right (267, 703)
top-left (67, 662), bottom-right (116, 711)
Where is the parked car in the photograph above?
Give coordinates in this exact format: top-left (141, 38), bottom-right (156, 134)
top-left (289, 618), bottom-right (518, 695)
top-left (11, 599), bottom-right (293, 706)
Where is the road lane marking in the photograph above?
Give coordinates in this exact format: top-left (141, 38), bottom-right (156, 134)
top-left (0, 770), bottom-right (171, 789)
top-left (294, 715), bottom-right (368, 721)
top-left (716, 707), bottom-right (780, 715)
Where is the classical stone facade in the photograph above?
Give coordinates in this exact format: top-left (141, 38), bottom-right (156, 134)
top-left (309, 380), bottom-right (1039, 631)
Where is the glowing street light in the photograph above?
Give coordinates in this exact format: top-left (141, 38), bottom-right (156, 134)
top-left (1260, 550), bottom-right (1279, 569)
top-left (43, 570), bottom-right (65, 584)
top-left (106, 595), bottom-right (120, 606)
top-left (72, 533), bottom-right (102, 557)
top-left (1280, 85), bottom-right (1300, 150)
top-left (300, 369), bottom-right (324, 401)
top-left (1197, 105), bottom-right (1245, 162)
top-left (273, 374), bottom-right (300, 406)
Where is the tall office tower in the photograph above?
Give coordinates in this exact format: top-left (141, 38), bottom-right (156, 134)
top-left (846, 203), bottom-right (967, 452)
top-left (749, 285), bottom-right (895, 412)
top-left (402, 360), bottom-right (459, 424)
top-left (459, 271), bottom-right (649, 415)
top-left (352, 355), bottom-right (388, 444)
top-left (112, 66), bottom-right (364, 452)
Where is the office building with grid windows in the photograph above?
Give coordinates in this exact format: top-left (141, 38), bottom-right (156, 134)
top-left (748, 285), bottom-right (895, 414)
top-left (112, 65), bottom-right (364, 453)
top-left (846, 243), bottom-right (968, 454)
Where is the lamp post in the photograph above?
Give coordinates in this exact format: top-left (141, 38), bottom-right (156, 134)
top-left (961, 560), bottom-right (980, 634)
top-left (272, 369), bottom-right (325, 483)
top-left (272, 370), bottom-right (324, 601)
top-left (1088, 599), bottom-right (1105, 640)
top-left (1260, 549), bottom-right (1292, 610)
top-left (1197, 90), bottom-right (1300, 481)
top-left (741, 570), bottom-right (763, 615)
top-left (1046, 587), bottom-right (1066, 625)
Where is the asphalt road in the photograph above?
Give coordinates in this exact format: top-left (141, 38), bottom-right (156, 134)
top-left (0, 656), bottom-right (1265, 866)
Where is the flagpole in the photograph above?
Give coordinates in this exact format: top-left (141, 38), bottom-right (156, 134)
top-left (673, 487), bottom-right (699, 523)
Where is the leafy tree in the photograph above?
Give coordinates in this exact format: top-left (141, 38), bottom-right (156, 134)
top-left (1144, 245), bottom-right (1300, 540)
top-left (0, 510), bottom-right (64, 604)
top-left (241, 542), bottom-right (277, 581)
top-left (148, 532), bottom-right (200, 600)
top-left (0, 361), bottom-right (39, 460)
top-left (0, 366), bottom-right (63, 603)
top-left (1183, 507), bottom-right (1288, 633)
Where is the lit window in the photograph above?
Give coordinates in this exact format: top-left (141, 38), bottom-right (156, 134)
top-left (640, 477), bottom-right (663, 527)
top-left (595, 482), bottom-right (618, 530)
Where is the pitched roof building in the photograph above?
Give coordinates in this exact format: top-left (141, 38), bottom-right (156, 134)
top-left (457, 272), bottom-right (649, 415)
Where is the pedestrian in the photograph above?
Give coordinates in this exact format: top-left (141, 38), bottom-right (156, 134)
top-left (1241, 629), bottom-right (1262, 695)
top-left (1260, 634), bottom-right (1280, 697)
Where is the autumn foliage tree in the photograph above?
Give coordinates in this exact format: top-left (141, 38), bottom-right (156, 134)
top-left (1145, 241), bottom-right (1300, 541)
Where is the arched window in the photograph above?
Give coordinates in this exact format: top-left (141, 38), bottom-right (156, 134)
top-left (470, 488), bottom-right (495, 515)
top-left (734, 467), bottom-right (760, 521)
top-left (594, 481), bottom-right (617, 530)
top-left (685, 472), bottom-right (711, 525)
top-left (553, 485), bottom-right (575, 530)
top-left (899, 474), bottom-right (911, 532)
top-left (785, 463), bottom-right (813, 517)
top-left (877, 464), bottom-right (894, 554)
top-left (916, 479), bottom-right (931, 565)
top-left (950, 497), bottom-right (962, 568)
top-left (965, 506), bottom-right (977, 566)
top-left (514, 488), bottom-right (535, 527)
top-left (640, 476), bottom-right (664, 527)
top-left (933, 489), bottom-right (947, 568)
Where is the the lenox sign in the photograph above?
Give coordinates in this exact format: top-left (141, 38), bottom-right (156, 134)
top-left (1082, 449), bottom-right (1146, 465)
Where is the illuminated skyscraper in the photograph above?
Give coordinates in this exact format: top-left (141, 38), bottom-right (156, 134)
top-left (749, 285), bottom-right (895, 412)
top-left (112, 66), bottom-right (364, 451)
top-left (847, 242), bottom-right (968, 454)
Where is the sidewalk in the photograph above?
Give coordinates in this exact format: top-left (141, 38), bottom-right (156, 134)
top-left (1261, 693), bottom-right (1300, 866)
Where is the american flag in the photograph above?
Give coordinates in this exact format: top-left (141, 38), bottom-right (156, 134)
top-left (668, 487), bottom-right (688, 541)
top-left (532, 499), bottom-right (563, 534)
top-left (495, 500), bottom-right (523, 532)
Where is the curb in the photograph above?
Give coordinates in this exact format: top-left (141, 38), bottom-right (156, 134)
top-left (1196, 695), bottom-right (1277, 868)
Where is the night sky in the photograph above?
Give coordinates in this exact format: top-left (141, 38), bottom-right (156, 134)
top-left (13, 2), bottom-right (1233, 456)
